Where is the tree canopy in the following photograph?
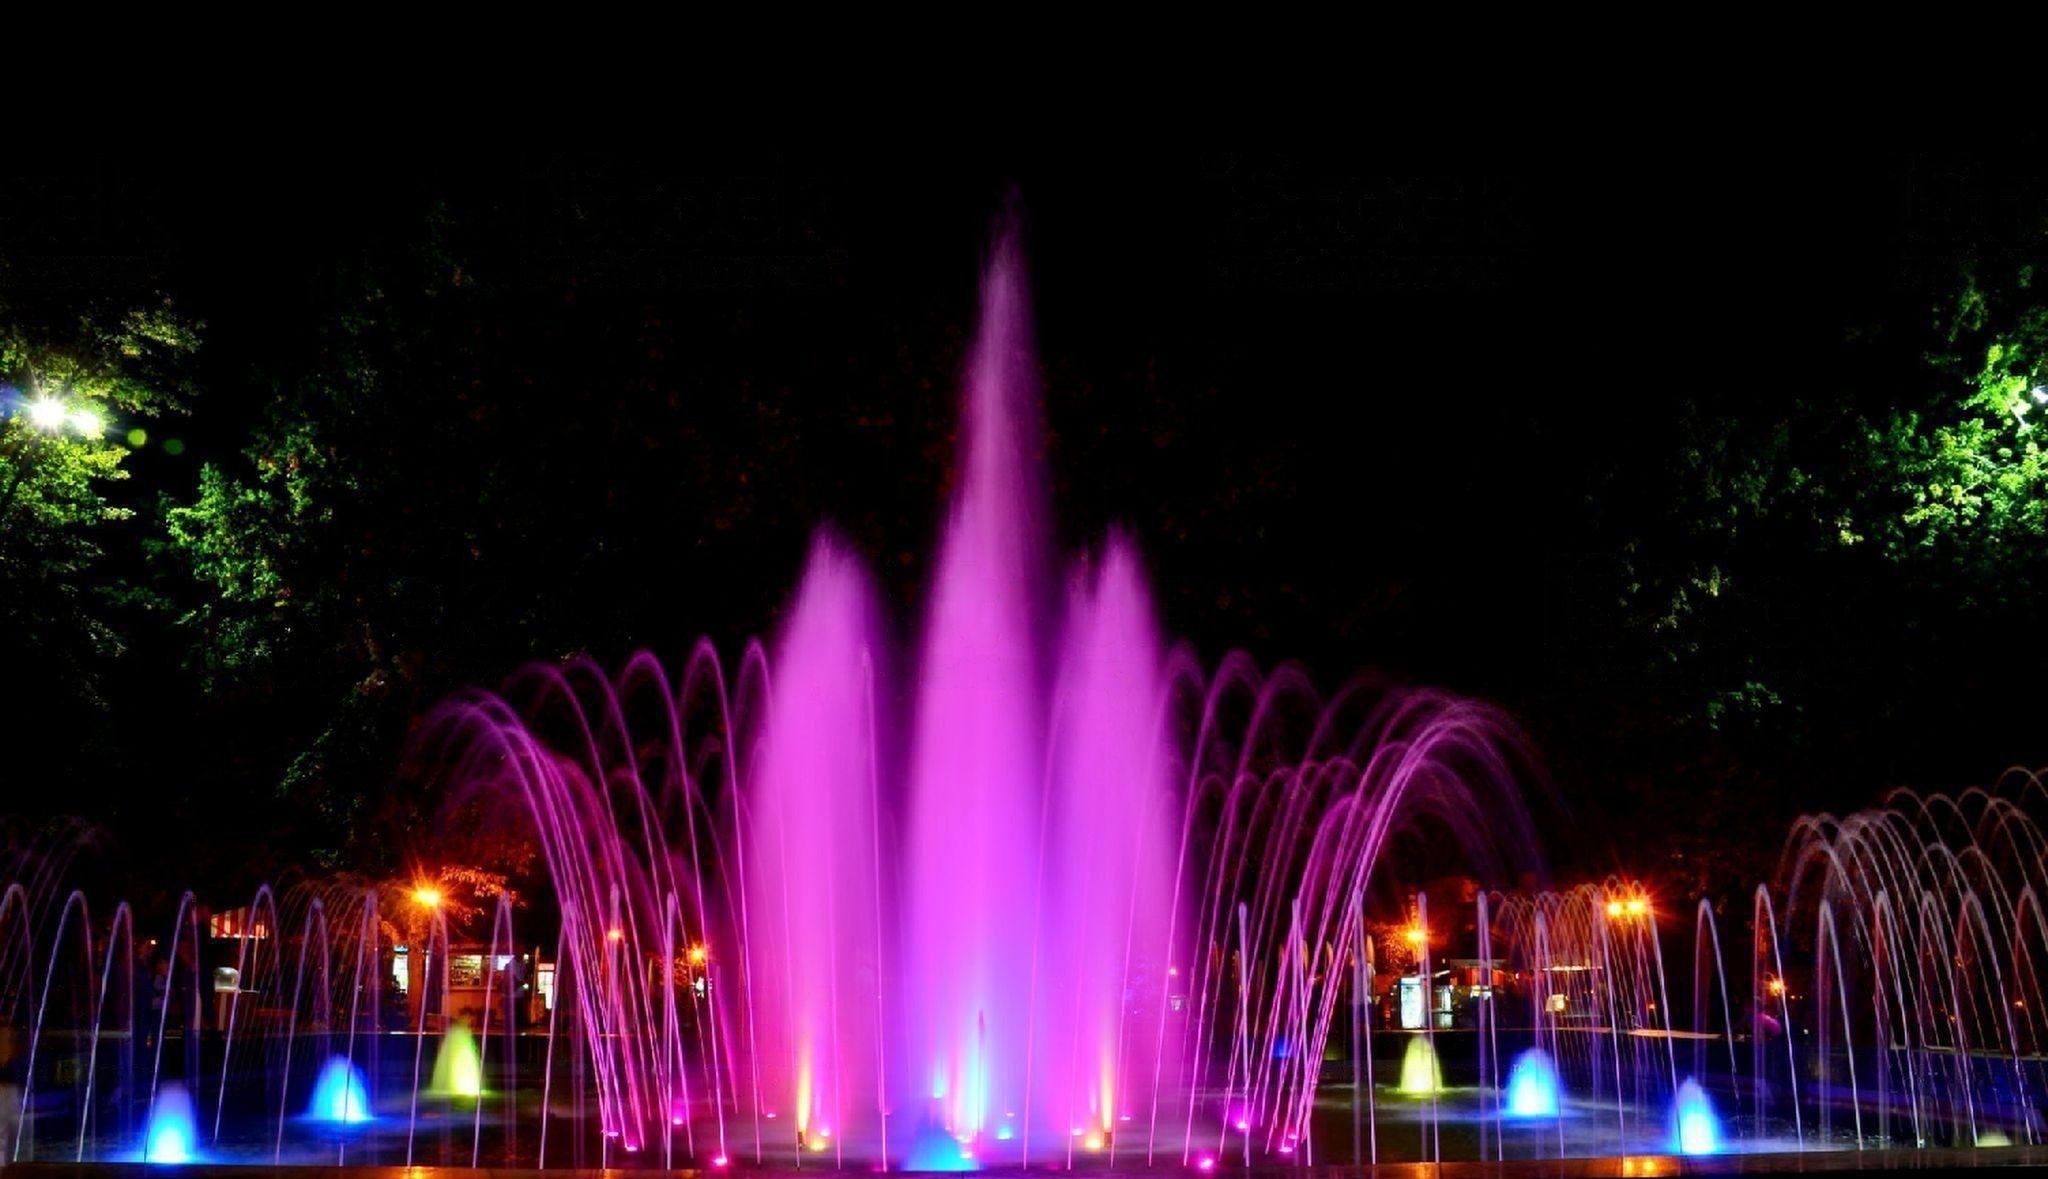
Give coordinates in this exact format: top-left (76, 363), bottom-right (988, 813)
top-left (5, 154), bottom-right (2048, 909)
top-left (0, 273), bottom-right (200, 778)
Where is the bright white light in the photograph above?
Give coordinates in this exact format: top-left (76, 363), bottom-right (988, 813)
top-left (68, 408), bottom-right (104, 438)
top-left (2033, 386), bottom-right (2048, 404)
top-left (1678, 1108), bottom-right (1718, 1154)
top-left (27, 397), bottom-right (66, 430)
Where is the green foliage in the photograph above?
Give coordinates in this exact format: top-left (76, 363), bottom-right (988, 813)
top-left (0, 294), bottom-right (200, 708)
top-left (1591, 254), bottom-right (2048, 755)
top-left (152, 208), bottom-right (502, 862)
top-left (1854, 276), bottom-right (2048, 591)
top-left (159, 433), bottom-right (331, 682)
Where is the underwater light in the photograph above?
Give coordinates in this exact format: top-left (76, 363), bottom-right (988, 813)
top-left (430, 1021), bottom-right (483, 1099)
top-left (307, 1056), bottom-right (373, 1123)
top-left (1504, 1048), bottom-right (1560, 1118)
top-left (144, 1084), bottom-right (199, 1164)
top-left (1672, 1078), bottom-right (1721, 1155)
top-left (1397, 1035), bottom-right (1444, 1094)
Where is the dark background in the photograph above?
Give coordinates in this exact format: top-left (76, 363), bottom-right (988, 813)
top-left (5, 145), bottom-right (2044, 905)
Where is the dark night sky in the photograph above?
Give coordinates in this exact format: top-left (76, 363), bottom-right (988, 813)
top-left (7, 143), bottom-right (2042, 890)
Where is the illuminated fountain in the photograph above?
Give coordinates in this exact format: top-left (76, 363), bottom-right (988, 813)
top-left (307, 1058), bottom-right (373, 1124)
top-left (1396, 1037), bottom-right (1444, 1096)
top-left (1504, 1048), bottom-right (1559, 1118)
top-left (428, 1021), bottom-right (482, 1100)
top-left (1671, 1079), bottom-right (1720, 1155)
top-left (20, 205), bottom-right (2048, 1172)
top-left (144, 1084), bottom-right (199, 1164)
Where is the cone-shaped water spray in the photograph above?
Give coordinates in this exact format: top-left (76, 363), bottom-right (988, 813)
top-left (144, 1083), bottom-right (199, 1163)
top-left (1671, 1078), bottom-right (1720, 1155)
top-left (1397, 1035), bottom-right (1443, 1095)
top-left (1504, 1047), bottom-right (1559, 1117)
top-left (307, 1055), bottom-right (373, 1123)
top-left (429, 1019), bottom-right (482, 1098)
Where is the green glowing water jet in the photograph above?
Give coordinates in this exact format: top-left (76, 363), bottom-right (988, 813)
top-left (1396, 1035), bottom-right (1442, 1095)
top-left (429, 1018), bottom-right (483, 1099)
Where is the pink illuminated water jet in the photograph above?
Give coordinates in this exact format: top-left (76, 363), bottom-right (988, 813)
top-left (368, 205), bottom-right (1540, 1169)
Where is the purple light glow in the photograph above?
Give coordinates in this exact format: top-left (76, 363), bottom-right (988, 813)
top-left (395, 205), bottom-right (1539, 1167)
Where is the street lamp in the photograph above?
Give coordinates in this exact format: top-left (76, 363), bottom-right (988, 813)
top-left (413, 886), bottom-right (443, 909)
top-left (3, 390), bottom-right (113, 526)
top-left (1605, 894), bottom-right (1651, 921)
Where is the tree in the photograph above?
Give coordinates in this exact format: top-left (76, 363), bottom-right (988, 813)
top-left (0, 286), bottom-right (199, 778)
top-left (1855, 266), bottom-right (2048, 592)
top-left (155, 210), bottom-right (483, 867)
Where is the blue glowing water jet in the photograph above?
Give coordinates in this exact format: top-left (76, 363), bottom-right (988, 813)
top-left (1671, 1078), bottom-right (1720, 1155)
top-left (1504, 1047), bottom-right (1560, 1117)
top-left (904, 1122), bottom-right (981, 1171)
top-left (144, 1083), bottom-right (198, 1164)
top-left (307, 1055), bottom-right (373, 1123)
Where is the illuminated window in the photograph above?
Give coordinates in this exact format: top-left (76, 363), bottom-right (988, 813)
top-left (537, 964), bottom-right (556, 1010)
top-left (391, 951), bottom-right (410, 995)
top-left (449, 954), bottom-right (486, 988)
top-left (209, 909), bottom-right (269, 940)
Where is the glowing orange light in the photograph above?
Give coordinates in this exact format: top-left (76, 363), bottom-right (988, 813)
top-left (689, 944), bottom-right (708, 965)
top-left (1405, 927), bottom-right (1425, 945)
top-left (413, 887), bottom-right (443, 908)
top-left (1605, 900), bottom-right (1624, 919)
top-left (1767, 976), bottom-right (1786, 997)
top-left (607, 927), bottom-right (625, 943)
top-left (1625, 897), bottom-right (1647, 916)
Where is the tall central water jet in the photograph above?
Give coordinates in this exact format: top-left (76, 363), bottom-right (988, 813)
top-left (903, 213), bottom-right (1052, 1145)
